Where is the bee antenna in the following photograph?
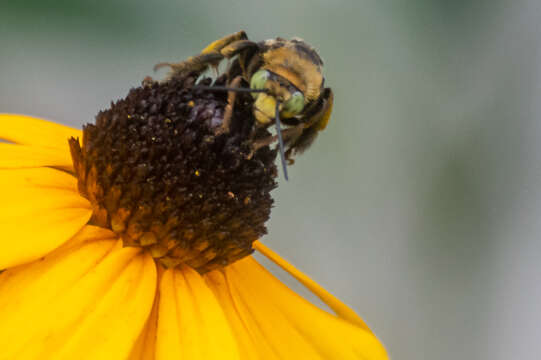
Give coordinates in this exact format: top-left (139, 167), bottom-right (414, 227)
top-left (275, 101), bottom-right (289, 181)
top-left (193, 85), bottom-right (268, 94)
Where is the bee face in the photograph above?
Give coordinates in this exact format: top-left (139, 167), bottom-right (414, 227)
top-left (249, 38), bottom-right (325, 125)
top-left (250, 69), bottom-right (305, 124)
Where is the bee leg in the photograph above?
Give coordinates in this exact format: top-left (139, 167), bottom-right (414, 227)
top-left (155, 31), bottom-right (249, 78)
top-left (284, 147), bottom-right (297, 165)
top-left (200, 31), bottom-right (251, 75)
top-left (246, 125), bottom-right (304, 159)
top-left (200, 31), bottom-right (248, 55)
top-left (215, 75), bottom-right (244, 135)
top-left (219, 40), bottom-right (260, 74)
top-left (154, 52), bottom-right (224, 78)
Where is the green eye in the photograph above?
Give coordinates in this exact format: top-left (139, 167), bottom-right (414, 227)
top-left (283, 91), bottom-right (305, 115)
top-left (250, 70), bottom-right (270, 90)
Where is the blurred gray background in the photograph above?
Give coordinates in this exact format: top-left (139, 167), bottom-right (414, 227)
top-left (1, 1), bottom-right (540, 359)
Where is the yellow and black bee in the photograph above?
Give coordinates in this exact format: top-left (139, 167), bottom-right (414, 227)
top-left (156, 31), bottom-right (333, 180)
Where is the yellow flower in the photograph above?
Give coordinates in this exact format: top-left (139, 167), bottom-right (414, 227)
top-left (0, 113), bottom-right (388, 359)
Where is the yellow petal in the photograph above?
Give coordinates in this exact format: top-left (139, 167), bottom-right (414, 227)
top-left (0, 239), bottom-right (157, 360)
top-left (0, 168), bottom-right (91, 269)
top-left (56, 224), bottom-right (119, 251)
top-left (205, 271), bottom-right (278, 360)
top-left (0, 113), bottom-right (81, 149)
top-left (128, 284), bottom-right (160, 360)
top-left (253, 240), bottom-right (368, 328)
top-left (211, 257), bottom-right (388, 360)
top-left (156, 266), bottom-right (240, 360)
top-left (0, 143), bottom-right (74, 170)
top-left (209, 262), bottom-right (323, 360)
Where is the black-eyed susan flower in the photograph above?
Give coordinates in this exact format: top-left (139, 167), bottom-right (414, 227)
top-left (0, 73), bottom-right (388, 359)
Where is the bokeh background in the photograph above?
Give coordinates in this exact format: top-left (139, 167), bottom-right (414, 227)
top-left (2, 1), bottom-right (540, 359)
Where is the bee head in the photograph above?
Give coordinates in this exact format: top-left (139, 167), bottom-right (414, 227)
top-left (249, 38), bottom-right (324, 125)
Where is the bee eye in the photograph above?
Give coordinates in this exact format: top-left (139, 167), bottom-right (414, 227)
top-left (283, 91), bottom-right (305, 115)
top-left (250, 70), bottom-right (270, 91)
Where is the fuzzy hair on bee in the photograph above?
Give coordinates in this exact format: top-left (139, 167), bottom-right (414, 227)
top-left (155, 31), bottom-right (333, 180)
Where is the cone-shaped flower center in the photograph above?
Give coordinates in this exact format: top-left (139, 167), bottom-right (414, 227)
top-left (69, 74), bottom-right (277, 273)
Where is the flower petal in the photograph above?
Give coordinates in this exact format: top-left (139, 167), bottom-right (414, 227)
top-left (56, 224), bottom-right (119, 250)
top-left (208, 256), bottom-right (388, 360)
top-left (0, 114), bottom-right (82, 149)
top-left (155, 266), bottom-right (240, 360)
top-left (0, 238), bottom-right (157, 360)
top-left (0, 168), bottom-right (91, 269)
top-left (128, 283), bottom-right (160, 360)
top-left (205, 270), bottom-right (279, 360)
top-left (253, 240), bottom-right (368, 328)
top-left (206, 264), bottom-right (322, 360)
top-left (0, 143), bottom-right (74, 170)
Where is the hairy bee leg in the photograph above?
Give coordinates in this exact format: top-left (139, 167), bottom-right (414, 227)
top-left (215, 75), bottom-right (244, 135)
top-left (154, 52), bottom-right (224, 78)
top-left (285, 150), bottom-right (295, 165)
top-left (220, 40), bottom-right (260, 73)
top-left (155, 31), bottom-right (249, 78)
top-left (202, 39), bottom-right (258, 76)
top-left (200, 31), bottom-right (247, 54)
top-left (200, 31), bottom-right (249, 74)
top-left (246, 125), bottom-right (304, 159)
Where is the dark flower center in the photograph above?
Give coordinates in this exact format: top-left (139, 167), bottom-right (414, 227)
top-left (69, 73), bottom-right (277, 273)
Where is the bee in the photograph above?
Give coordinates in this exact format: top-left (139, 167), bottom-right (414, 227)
top-left (155, 31), bottom-right (333, 180)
